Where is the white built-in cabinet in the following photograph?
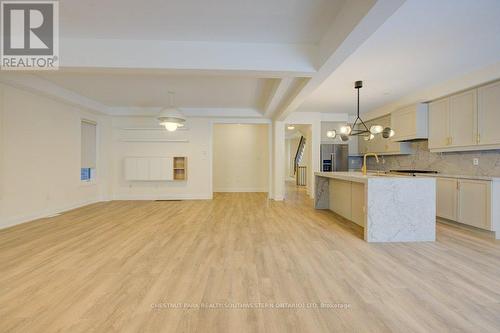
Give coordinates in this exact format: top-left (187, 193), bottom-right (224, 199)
top-left (124, 157), bottom-right (186, 181)
top-left (329, 179), bottom-right (365, 227)
top-left (428, 80), bottom-right (500, 152)
top-left (358, 115), bottom-right (413, 155)
top-left (390, 103), bottom-right (428, 141)
top-left (436, 177), bottom-right (492, 230)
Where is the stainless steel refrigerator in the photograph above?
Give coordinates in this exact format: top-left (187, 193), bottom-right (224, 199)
top-left (320, 144), bottom-right (348, 172)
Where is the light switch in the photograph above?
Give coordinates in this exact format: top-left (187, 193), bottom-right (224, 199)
top-left (473, 158), bottom-right (479, 166)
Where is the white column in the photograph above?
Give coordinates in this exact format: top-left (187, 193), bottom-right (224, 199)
top-left (310, 118), bottom-right (321, 199)
top-left (272, 120), bottom-right (285, 201)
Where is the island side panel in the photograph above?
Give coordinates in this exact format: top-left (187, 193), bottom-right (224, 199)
top-left (365, 178), bottom-right (436, 242)
top-left (315, 176), bottom-right (330, 209)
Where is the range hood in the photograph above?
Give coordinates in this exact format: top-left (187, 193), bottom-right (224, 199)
top-left (390, 103), bottom-right (429, 142)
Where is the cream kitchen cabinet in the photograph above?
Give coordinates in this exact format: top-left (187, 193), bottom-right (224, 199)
top-left (429, 89), bottom-right (477, 150)
top-left (429, 80), bottom-right (500, 152)
top-left (350, 182), bottom-right (365, 227)
top-left (329, 178), bottom-right (365, 227)
top-left (391, 103), bottom-right (428, 141)
top-left (329, 179), bottom-right (352, 220)
top-left (478, 81), bottom-right (500, 145)
top-left (457, 179), bottom-right (491, 230)
top-left (449, 89), bottom-right (477, 148)
top-left (357, 115), bottom-right (413, 155)
top-left (436, 178), bottom-right (458, 220)
top-left (435, 177), bottom-right (494, 231)
top-left (428, 98), bottom-right (450, 150)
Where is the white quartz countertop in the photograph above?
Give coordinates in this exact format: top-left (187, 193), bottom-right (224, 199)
top-left (314, 171), bottom-right (417, 183)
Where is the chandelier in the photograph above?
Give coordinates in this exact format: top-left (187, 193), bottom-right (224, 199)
top-left (326, 81), bottom-right (395, 141)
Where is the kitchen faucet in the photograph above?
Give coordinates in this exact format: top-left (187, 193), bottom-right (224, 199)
top-left (361, 153), bottom-right (379, 175)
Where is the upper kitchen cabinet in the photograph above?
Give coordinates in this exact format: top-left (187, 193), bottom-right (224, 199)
top-left (449, 89), bottom-right (477, 148)
top-left (390, 103), bottom-right (428, 141)
top-left (478, 81), bottom-right (500, 145)
top-left (428, 98), bottom-right (450, 150)
top-left (429, 89), bottom-right (477, 150)
top-left (358, 115), bottom-right (413, 155)
top-left (428, 80), bottom-right (500, 152)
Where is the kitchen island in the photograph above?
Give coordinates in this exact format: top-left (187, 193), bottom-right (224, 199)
top-left (315, 172), bottom-right (436, 242)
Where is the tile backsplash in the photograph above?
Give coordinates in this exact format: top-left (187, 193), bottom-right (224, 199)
top-left (366, 141), bottom-right (500, 177)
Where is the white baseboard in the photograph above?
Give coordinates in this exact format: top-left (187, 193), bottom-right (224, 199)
top-left (213, 188), bottom-right (268, 193)
top-left (112, 193), bottom-right (213, 200)
top-left (0, 198), bottom-right (100, 230)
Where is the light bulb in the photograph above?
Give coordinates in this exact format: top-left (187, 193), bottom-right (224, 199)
top-left (287, 126), bottom-right (295, 130)
top-left (370, 125), bottom-right (384, 134)
top-left (340, 125), bottom-right (352, 135)
top-left (326, 130), bottom-right (336, 138)
top-left (163, 122), bottom-right (179, 132)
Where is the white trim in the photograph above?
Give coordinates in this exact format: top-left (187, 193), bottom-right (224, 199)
top-left (120, 138), bottom-right (189, 143)
top-left (213, 188), bottom-right (269, 193)
top-left (0, 198), bottom-right (100, 230)
top-left (112, 194), bottom-right (212, 201)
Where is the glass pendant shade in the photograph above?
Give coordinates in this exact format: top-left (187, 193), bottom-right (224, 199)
top-left (340, 125), bottom-right (352, 135)
top-left (370, 125), bottom-right (384, 134)
top-left (162, 122), bottom-right (179, 132)
top-left (382, 127), bottom-right (396, 139)
top-left (326, 130), bottom-right (336, 138)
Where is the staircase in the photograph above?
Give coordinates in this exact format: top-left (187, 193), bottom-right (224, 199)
top-left (294, 136), bottom-right (306, 185)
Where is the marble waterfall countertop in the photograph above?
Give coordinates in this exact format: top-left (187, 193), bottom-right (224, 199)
top-left (314, 171), bottom-right (417, 183)
top-left (315, 172), bottom-right (436, 243)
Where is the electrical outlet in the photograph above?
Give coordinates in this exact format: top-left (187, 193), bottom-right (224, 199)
top-left (473, 158), bottom-right (479, 166)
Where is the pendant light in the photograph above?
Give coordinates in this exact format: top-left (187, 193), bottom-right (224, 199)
top-left (157, 91), bottom-right (186, 132)
top-left (328, 81), bottom-right (395, 141)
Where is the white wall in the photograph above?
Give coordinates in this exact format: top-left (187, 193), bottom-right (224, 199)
top-left (0, 84), bottom-right (111, 228)
top-left (110, 117), bottom-right (212, 200)
top-left (213, 124), bottom-right (269, 192)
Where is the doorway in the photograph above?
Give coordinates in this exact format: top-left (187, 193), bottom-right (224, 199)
top-left (212, 123), bottom-right (270, 193)
top-left (285, 124), bottom-right (312, 200)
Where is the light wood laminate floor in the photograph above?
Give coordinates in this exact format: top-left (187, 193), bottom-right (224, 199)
top-left (1, 185), bottom-right (500, 332)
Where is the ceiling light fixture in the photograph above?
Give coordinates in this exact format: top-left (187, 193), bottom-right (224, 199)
top-left (326, 81), bottom-right (395, 141)
top-left (157, 91), bottom-right (186, 132)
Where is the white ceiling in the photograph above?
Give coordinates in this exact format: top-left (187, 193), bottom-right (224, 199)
top-left (60, 0), bottom-right (344, 44)
top-left (299, 0), bottom-right (500, 114)
top-left (37, 71), bottom-right (274, 109)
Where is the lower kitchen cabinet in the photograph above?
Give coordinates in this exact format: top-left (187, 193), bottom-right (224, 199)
top-left (329, 179), bottom-right (365, 227)
top-left (436, 178), bottom-right (458, 220)
top-left (350, 182), bottom-right (365, 227)
top-left (436, 177), bottom-right (493, 230)
top-left (329, 179), bottom-right (352, 220)
top-left (457, 180), bottom-right (491, 230)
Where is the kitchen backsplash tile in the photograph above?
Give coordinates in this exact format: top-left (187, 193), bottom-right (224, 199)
top-left (366, 141), bottom-right (500, 177)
